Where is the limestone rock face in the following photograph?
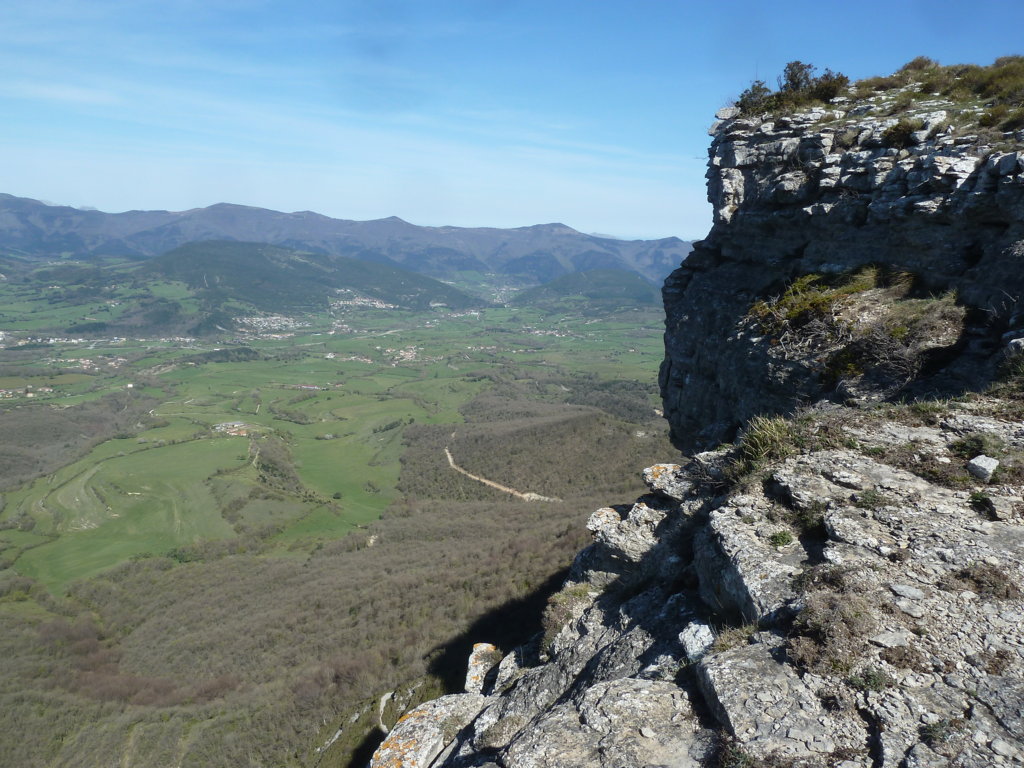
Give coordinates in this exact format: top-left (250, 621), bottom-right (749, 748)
top-left (369, 693), bottom-right (488, 768)
top-left (661, 86), bottom-right (1024, 450)
top-left (371, 80), bottom-right (1024, 768)
top-left (382, 417), bottom-right (1024, 768)
top-left (464, 643), bottom-right (501, 694)
top-left (696, 636), bottom-right (865, 758)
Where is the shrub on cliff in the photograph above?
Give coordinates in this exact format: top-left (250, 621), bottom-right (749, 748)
top-left (735, 61), bottom-right (850, 116)
top-left (738, 56), bottom-right (1024, 132)
top-left (881, 117), bottom-right (926, 148)
top-left (901, 56), bottom-right (940, 73)
top-left (748, 266), bottom-right (879, 336)
top-left (787, 591), bottom-right (875, 674)
top-left (749, 266), bottom-right (964, 385)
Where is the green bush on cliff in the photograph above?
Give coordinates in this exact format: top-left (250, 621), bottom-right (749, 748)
top-left (736, 61), bottom-right (850, 115)
top-left (738, 55), bottom-right (1024, 131)
top-left (824, 290), bottom-right (964, 385)
top-left (942, 55), bottom-right (1024, 106)
top-left (750, 267), bottom-right (963, 390)
top-left (880, 55), bottom-right (1024, 130)
top-left (737, 415), bottom-right (796, 465)
top-left (748, 266), bottom-right (880, 336)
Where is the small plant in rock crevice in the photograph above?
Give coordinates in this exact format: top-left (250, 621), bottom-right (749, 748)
top-left (919, 718), bottom-right (965, 747)
top-left (949, 433), bottom-right (1005, 459)
top-left (738, 416), bottom-right (796, 465)
top-left (880, 645), bottom-right (929, 672)
top-left (767, 499), bottom-right (828, 537)
top-left (787, 591), bottom-right (875, 675)
top-left (539, 583), bottom-right (593, 655)
top-left (846, 666), bottom-right (895, 692)
top-left (724, 416), bottom-right (798, 487)
top-left (853, 488), bottom-right (892, 510)
top-left (938, 563), bottom-right (1022, 600)
top-left (979, 648), bottom-right (1013, 674)
top-left (710, 734), bottom-right (757, 768)
top-left (902, 398), bottom-right (953, 426)
top-left (969, 491), bottom-right (997, 519)
top-left (791, 564), bottom-right (854, 595)
top-left (711, 623), bottom-right (759, 654)
top-left (881, 118), bottom-right (925, 148)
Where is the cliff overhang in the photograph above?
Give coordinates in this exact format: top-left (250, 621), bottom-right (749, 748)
top-left (661, 76), bottom-right (1024, 450)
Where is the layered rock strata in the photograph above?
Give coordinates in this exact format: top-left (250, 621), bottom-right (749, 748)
top-left (661, 87), bottom-right (1024, 449)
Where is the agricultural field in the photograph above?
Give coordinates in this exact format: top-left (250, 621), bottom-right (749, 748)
top-left (1, 298), bottom-right (666, 587)
top-left (0, 282), bottom-right (680, 768)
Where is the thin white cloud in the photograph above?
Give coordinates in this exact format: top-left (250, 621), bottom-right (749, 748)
top-left (0, 0), bottom-right (709, 238)
top-left (0, 80), bottom-right (122, 105)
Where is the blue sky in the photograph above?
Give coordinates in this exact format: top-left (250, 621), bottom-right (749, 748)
top-left (2, 1), bottom-right (1023, 240)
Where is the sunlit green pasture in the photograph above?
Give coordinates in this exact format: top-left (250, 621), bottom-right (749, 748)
top-left (2, 302), bottom-right (668, 594)
top-left (0, 372), bottom-right (94, 389)
top-left (14, 438), bottom-right (246, 588)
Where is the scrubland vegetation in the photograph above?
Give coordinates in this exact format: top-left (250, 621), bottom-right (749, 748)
top-left (735, 60), bottom-right (850, 115)
top-left (0, 282), bottom-right (676, 767)
top-left (0, 391), bottom-right (160, 491)
top-left (736, 55), bottom-right (1024, 133)
top-left (749, 265), bottom-right (965, 389)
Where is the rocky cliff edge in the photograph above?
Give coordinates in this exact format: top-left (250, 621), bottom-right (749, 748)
top-left (368, 68), bottom-right (1024, 768)
top-left (662, 78), bottom-right (1024, 450)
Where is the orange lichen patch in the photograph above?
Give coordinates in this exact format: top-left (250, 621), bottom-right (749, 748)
top-left (644, 463), bottom-right (681, 481)
top-left (464, 642), bottom-right (500, 693)
top-left (393, 708), bottom-right (428, 728)
top-left (370, 709), bottom-right (436, 768)
top-left (642, 463), bottom-right (686, 497)
top-left (369, 694), bottom-right (486, 768)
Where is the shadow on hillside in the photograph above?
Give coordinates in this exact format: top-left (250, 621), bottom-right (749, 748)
top-left (896, 319), bottom-right (1002, 403)
top-left (424, 567), bottom-right (570, 693)
top-left (347, 731), bottom-right (385, 768)
top-left (334, 563), bottom-right (572, 768)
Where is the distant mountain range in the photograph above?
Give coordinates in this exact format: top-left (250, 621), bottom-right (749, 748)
top-left (0, 194), bottom-right (691, 286)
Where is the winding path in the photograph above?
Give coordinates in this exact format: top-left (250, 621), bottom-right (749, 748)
top-left (443, 446), bottom-right (560, 503)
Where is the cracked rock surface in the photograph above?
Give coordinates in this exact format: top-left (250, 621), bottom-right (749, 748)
top-left (372, 407), bottom-right (1024, 766)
